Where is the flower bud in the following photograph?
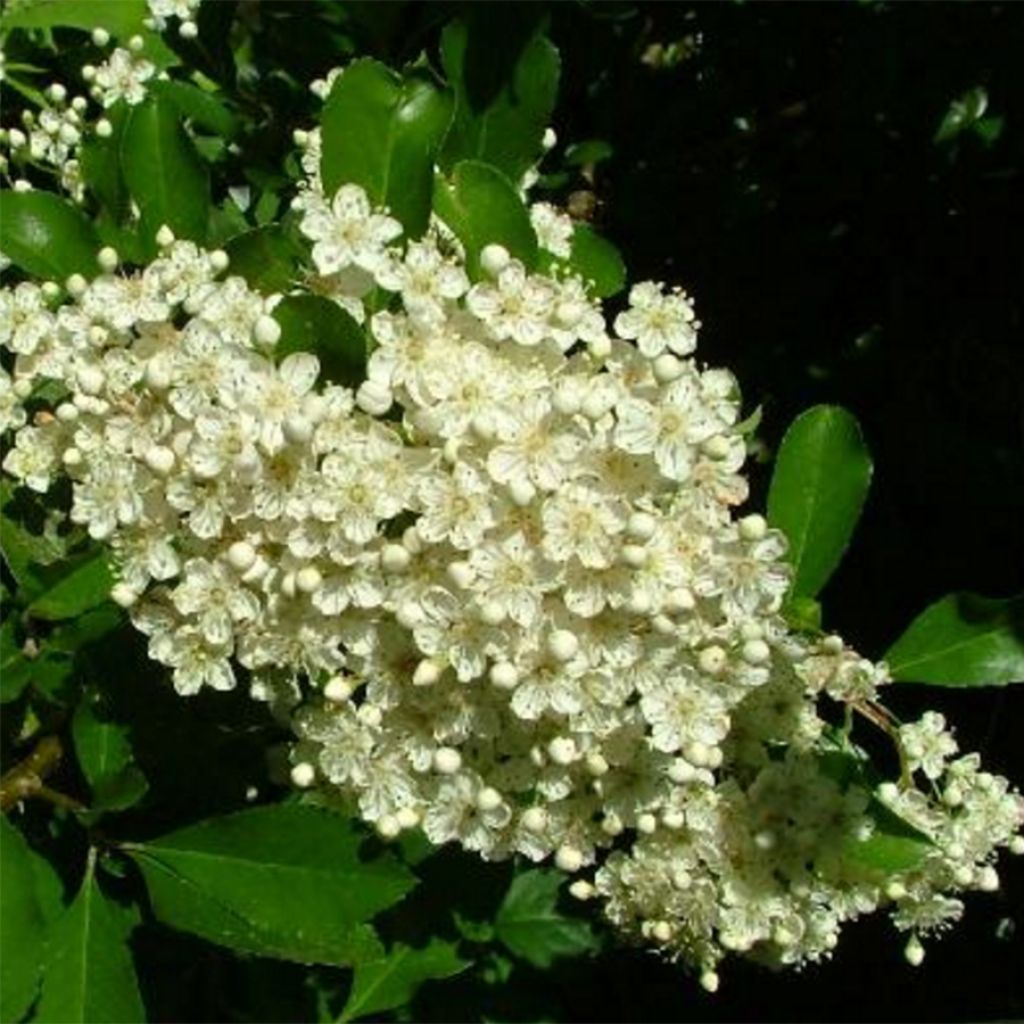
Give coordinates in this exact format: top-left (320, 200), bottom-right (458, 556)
top-left (489, 662), bottom-right (518, 690)
top-left (480, 244), bottom-right (510, 277)
top-left (433, 747), bottom-right (462, 774)
top-left (290, 762), bottom-right (316, 788)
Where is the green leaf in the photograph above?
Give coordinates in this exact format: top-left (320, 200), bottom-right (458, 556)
top-left (1, 481), bottom-right (68, 594)
top-left (493, 870), bottom-right (598, 969)
top-left (842, 798), bottom-right (932, 873)
top-left (564, 139), bottom-right (614, 168)
top-left (0, 816), bottom-right (62, 1023)
top-left (73, 696), bottom-right (148, 813)
top-left (320, 60), bottom-right (453, 238)
top-left (0, 0), bottom-right (148, 39)
top-left (150, 79), bottom-right (241, 139)
top-left (767, 405), bottom-right (873, 601)
top-left (565, 225), bottom-right (625, 298)
top-left (128, 805), bottom-right (414, 966)
top-left (79, 104), bottom-right (130, 222)
top-left (1, 616), bottom-right (36, 703)
top-left (934, 86), bottom-right (990, 144)
top-left (433, 160), bottom-right (537, 278)
top-left (122, 96), bottom-right (210, 252)
top-left (340, 939), bottom-right (469, 1022)
top-left (25, 550), bottom-right (114, 622)
top-left (36, 856), bottom-right (145, 1024)
top-left (273, 295), bottom-right (367, 387)
top-left (225, 225), bottom-right (304, 294)
top-left (439, 14), bottom-right (560, 182)
top-left (0, 190), bottom-right (101, 281)
top-left (884, 593), bottom-right (1024, 686)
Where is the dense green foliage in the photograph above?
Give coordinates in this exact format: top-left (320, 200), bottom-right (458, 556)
top-left (1, 2), bottom-right (1022, 1022)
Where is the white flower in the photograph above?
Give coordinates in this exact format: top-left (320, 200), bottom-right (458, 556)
top-left (93, 49), bottom-right (155, 108)
top-left (466, 261), bottom-right (556, 346)
top-left (614, 281), bottom-right (698, 358)
top-left (300, 184), bottom-right (402, 275)
top-left (530, 202), bottom-right (574, 259)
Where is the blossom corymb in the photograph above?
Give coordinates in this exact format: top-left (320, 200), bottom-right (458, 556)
top-left (1, 126), bottom-right (1021, 987)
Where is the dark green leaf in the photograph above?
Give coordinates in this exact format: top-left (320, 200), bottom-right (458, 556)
top-left (565, 225), bottom-right (625, 298)
top-left (884, 593), bottom-right (1024, 686)
top-left (150, 79), bottom-right (241, 138)
top-left (564, 139), bottom-right (614, 167)
top-left (225, 225), bottom-right (304, 294)
top-left (73, 697), bottom-right (148, 812)
top-left (25, 550), bottom-right (114, 622)
top-left (128, 805), bottom-right (413, 966)
top-left (0, 190), bottom-right (101, 281)
top-left (320, 60), bottom-right (453, 237)
top-left (0, 816), bottom-right (61, 1023)
top-left (36, 858), bottom-right (145, 1024)
top-left (340, 939), bottom-right (469, 1022)
top-left (493, 870), bottom-right (598, 969)
top-left (439, 15), bottom-right (560, 182)
top-left (1, 479), bottom-right (69, 594)
top-left (273, 295), bottom-right (367, 387)
top-left (767, 405), bottom-right (873, 600)
top-left (122, 96), bottom-right (210, 252)
top-left (79, 105), bottom-right (130, 221)
top-left (433, 160), bottom-right (537, 277)
top-left (1, 617), bottom-right (34, 703)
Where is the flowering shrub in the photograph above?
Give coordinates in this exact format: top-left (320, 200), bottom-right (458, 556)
top-left (1, 3), bottom-right (1022, 1022)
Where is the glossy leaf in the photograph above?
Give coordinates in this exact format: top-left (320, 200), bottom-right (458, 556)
top-left (320, 60), bottom-right (452, 237)
top-left (128, 805), bottom-right (413, 965)
top-left (79, 105), bottom-right (130, 221)
top-left (73, 697), bottom-right (148, 812)
top-left (150, 79), bottom-right (241, 139)
top-left (439, 15), bottom-right (560, 181)
top-left (0, 817), bottom-right (60, 1022)
top-left (225, 225), bottom-right (304, 294)
top-left (122, 96), bottom-right (210, 251)
top-left (433, 160), bottom-right (537, 277)
top-left (25, 550), bottom-right (114, 622)
top-left (884, 593), bottom-right (1024, 686)
top-left (0, 0), bottom-right (147, 38)
top-left (767, 405), bottom-right (873, 600)
top-left (340, 939), bottom-right (469, 1022)
top-left (494, 869), bottom-right (599, 968)
top-left (36, 859), bottom-right (145, 1024)
top-left (273, 295), bottom-right (368, 387)
top-left (566, 225), bottom-right (626, 298)
top-left (0, 190), bottom-right (101, 281)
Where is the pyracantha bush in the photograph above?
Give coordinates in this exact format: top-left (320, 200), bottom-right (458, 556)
top-left (1, 0), bottom-right (1022, 1016)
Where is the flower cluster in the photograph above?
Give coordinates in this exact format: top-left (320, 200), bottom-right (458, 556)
top-left (1, 129), bottom-right (1021, 985)
top-left (145, 0), bottom-right (203, 39)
